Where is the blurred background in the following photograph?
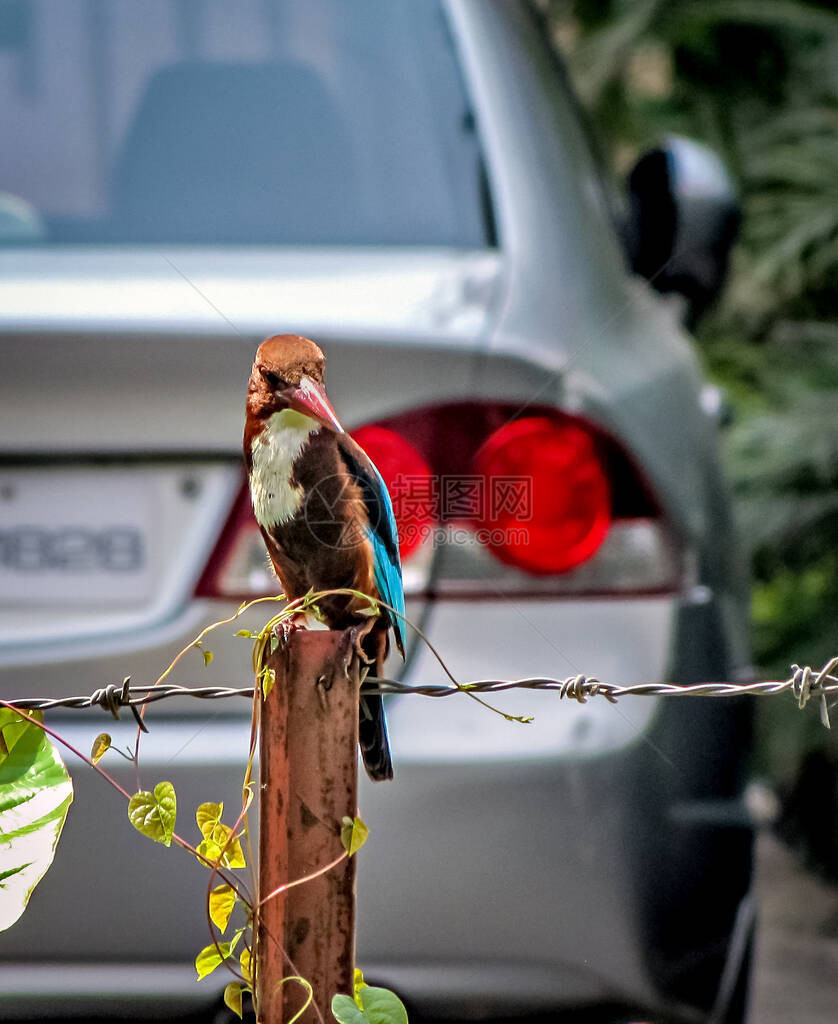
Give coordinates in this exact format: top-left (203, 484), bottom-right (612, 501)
top-left (541, 0), bottom-right (838, 872)
top-left (2, 1), bottom-right (838, 1022)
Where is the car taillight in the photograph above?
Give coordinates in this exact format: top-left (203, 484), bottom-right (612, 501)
top-left (197, 401), bottom-right (681, 601)
top-left (348, 401), bottom-right (679, 596)
top-left (474, 417), bottom-right (611, 574)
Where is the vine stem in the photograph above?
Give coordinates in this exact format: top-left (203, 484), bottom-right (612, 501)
top-left (131, 593), bottom-right (292, 775)
top-left (6, 587), bottom-right (490, 1022)
top-left (0, 700), bottom-right (247, 897)
top-left (258, 850), bottom-right (349, 909)
top-left (192, 595), bottom-right (303, 1005)
top-left (0, 700), bottom-right (133, 802)
top-left (309, 587), bottom-right (532, 722)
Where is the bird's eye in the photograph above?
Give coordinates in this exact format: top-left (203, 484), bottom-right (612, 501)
top-left (262, 370), bottom-right (282, 390)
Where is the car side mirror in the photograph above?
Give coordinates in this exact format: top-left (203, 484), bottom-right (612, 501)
top-left (625, 136), bottom-right (740, 327)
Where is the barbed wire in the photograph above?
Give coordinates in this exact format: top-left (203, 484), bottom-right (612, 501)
top-left (4, 657), bottom-right (837, 728)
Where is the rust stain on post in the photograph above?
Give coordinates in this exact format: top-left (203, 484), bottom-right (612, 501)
top-left (256, 630), bottom-right (359, 1024)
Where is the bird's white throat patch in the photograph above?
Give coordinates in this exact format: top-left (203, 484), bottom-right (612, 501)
top-left (249, 409), bottom-right (321, 528)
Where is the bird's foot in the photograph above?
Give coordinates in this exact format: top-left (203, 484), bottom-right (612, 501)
top-left (330, 619), bottom-right (376, 686)
top-left (271, 613), bottom-right (307, 654)
top-left (346, 618), bottom-right (376, 665)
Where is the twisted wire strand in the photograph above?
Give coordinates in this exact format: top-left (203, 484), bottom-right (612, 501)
top-left (4, 657), bottom-right (838, 726)
top-left (4, 680), bottom-right (257, 715)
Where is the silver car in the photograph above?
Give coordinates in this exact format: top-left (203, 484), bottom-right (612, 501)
top-left (0, 2), bottom-right (752, 1022)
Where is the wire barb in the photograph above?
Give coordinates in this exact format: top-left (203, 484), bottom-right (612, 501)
top-left (789, 657), bottom-right (838, 729)
top-left (87, 676), bottom-right (149, 732)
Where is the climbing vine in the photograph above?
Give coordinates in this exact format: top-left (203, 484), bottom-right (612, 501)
top-left (0, 590), bottom-right (406, 1023)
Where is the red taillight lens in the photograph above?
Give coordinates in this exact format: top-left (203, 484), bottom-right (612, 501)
top-left (474, 417), bottom-right (611, 574)
top-left (351, 425), bottom-right (434, 559)
top-left (197, 401), bottom-right (672, 601)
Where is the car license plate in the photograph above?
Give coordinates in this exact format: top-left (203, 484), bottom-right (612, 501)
top-left (0, 468), bottom-right (155, 606)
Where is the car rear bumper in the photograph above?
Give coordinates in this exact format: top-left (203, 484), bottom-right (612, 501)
top-left (0, 593), bottom-right (752, 1019)
top-left (0, 964), bottom-right (218, 1020)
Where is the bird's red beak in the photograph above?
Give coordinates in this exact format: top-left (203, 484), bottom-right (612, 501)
top-left (282, 376), bottom-right (344, 433)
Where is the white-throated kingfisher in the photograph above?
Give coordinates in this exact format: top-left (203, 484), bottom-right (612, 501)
top-left (243, 334), bottom-right (405, 782)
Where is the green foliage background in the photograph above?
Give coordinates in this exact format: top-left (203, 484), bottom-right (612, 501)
top-left (541, 0), bottom-right (838, 800)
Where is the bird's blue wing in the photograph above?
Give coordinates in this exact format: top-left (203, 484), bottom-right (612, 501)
top-left (365, 467), bottom-right (406, 655)
top-left (337, 439), bottom-right (406, 656)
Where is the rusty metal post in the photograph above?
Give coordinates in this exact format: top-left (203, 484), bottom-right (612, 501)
top-left (256, 629), bottom-right (359, 1024)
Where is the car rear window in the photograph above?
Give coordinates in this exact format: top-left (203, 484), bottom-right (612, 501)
top-left (0, 0), bottom-right (491, 247)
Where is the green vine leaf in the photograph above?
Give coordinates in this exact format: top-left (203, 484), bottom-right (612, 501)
top-left (195, 929), bottom-right (243, 981)
top-left (354, 967), bottom-right (368, 1007)
top-left (0, 708), bottom-right (42, 763)
top-left (234, 629), bottom-right (255, 639)
top-left (261, 667), bottom-right (276, 699)
top-left (209, 883), bottom-right (236, 933)
top-left (332, 978), bottom-right (408, 1024)
top-left (0, 708), bottom-right (73, 932)
top-left (195, 837), bottom-right (220, 866)
top-left (195, 941), bottom-right (232, 981)
top-left (332, 995), bottom-right (366, 1024)
top-left (340, 816), bottom-right (369, 857)
top-left (359, 985), bottom-right (409, 1024)
top-left (239, 947), bottom-right (252, 985)
top-left (128, 781), bottom-right (176, 847)
top-left (213, 823), bottom-right (246, 868)
top-left (193, 641), bottom-right (213, 667)
top-left (196, 802), bottom-right (223, 837)
top-left (224, 981), bottom-right (244, 1019)
top-left (196, 818), bottom-right (246, 869)
top-left (90, 733), bottom-right (111, 765)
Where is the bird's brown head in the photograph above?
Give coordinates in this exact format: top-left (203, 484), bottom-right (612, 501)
top-left (245, 334), bottom-right (343, 433)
